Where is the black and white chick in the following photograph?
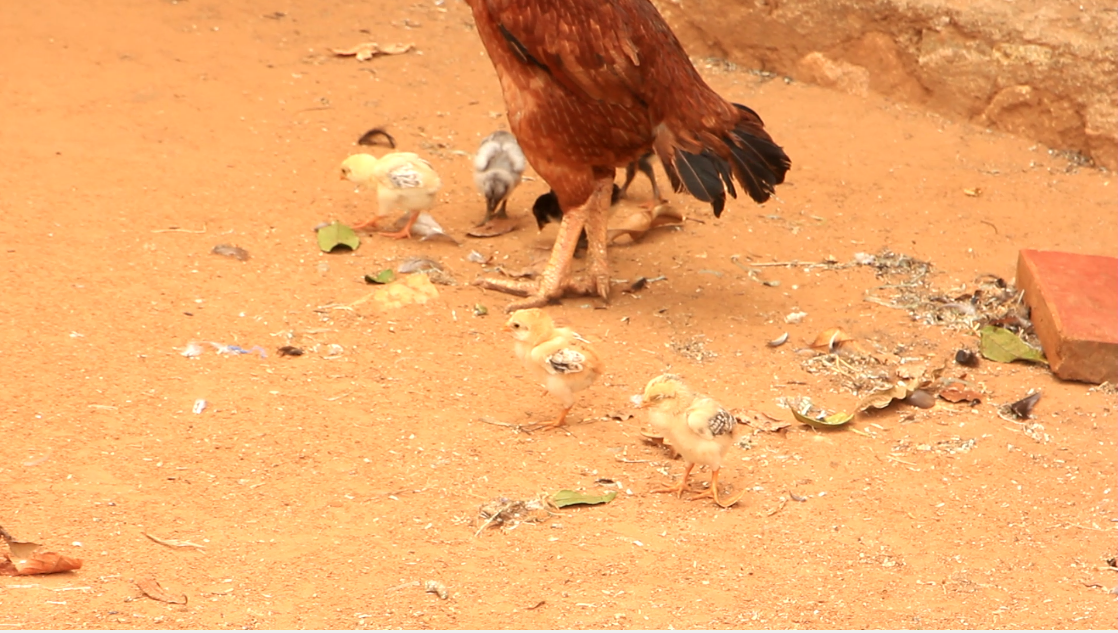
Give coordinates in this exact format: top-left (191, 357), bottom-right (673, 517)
top-left (473, 130), bottom-right (527, 225)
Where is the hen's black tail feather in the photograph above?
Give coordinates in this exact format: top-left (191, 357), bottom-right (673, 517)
top-left (661, 102), bottom-right (791, 217)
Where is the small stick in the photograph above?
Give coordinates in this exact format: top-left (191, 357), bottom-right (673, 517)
top-left (151, 224), bottom-right (207, 234)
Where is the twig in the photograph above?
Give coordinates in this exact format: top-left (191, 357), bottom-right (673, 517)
top-left (151, 223), bottom-right (207, 234)
top-left (762, 496), bottom-right (788, 517)
top-left (473, 502), bottom-right (516, 537)
top-left (386, 580), bottom-right (420, 592)
top-left (143, 532), bottom-right (206, 551)
top-left (887, 455), bottom-right (918, 467)
top-left (477, 416), bottom-right (522, 430)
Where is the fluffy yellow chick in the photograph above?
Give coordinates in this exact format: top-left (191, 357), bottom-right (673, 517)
top-left (640, 374), bottom-right (744, 508)
top-left (505, 308), bottom-right (603, 431)
top-left (340, 152), bottom-right (442, 239)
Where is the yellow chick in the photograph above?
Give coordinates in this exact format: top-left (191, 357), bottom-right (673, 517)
top-left (640, 374), bottom-right (744, 508)
top-left (505, 308), bottom-right (603, 431)
top-left (340, 152), bottom-right (442, 239)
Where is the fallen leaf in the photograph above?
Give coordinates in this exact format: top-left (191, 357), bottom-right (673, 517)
top-left (735, 410), bottom-right (792, 433)
top-left (330, 42), bottom-right (414, 61)
top-left (856, 381), bottom-right (916, 412)
top-left (937, 378), bottom-right (982, 403)
top-left (810, 327), bottom-right (854, 352)
top-left (136, 577), bottom-right (187, 604)
top-left (277, 346), bottom-right (305, 357)
top-left (211, 244), bottom-right (249, 261)
top-left (963, 187), bottom-right (982, 197)
top-left (979, 325), bottom-right (1047, 365)
top-left (365, 269), bottom-right (397, 285)
top-left (316, 221), bottom-right (360, 253)
top-left (550, 490), bottom-right (617, 508)
top-left (607, 203), bottom-right (683, 243)
top-left (467, 216), bottom-right (519, 238)
top-left (0, 525), bottom-right (83, 576)
top-left (1009, 392), bottom-right (1041, 419)
top-left (767, 332), bottom-right (789, 348)
top-left (792, 409), bottom-right (854, 429)
top-left (405, 212), bottom-right (458, 244)
top-left (5, 550), bottom-right (84, 576)
top-left (357, 127), bottom-right (395, 148)
top-left (143, 532), bottom-right (206, 551)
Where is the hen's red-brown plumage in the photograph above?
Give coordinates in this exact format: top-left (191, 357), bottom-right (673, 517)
top-left (467, 0), bottom-right (790, 310)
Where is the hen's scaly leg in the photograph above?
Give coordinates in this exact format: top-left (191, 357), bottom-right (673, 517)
top-left (650, 463), bottom-right (695, 498)
top-left (379, 210), bottom-right (420, 240)
top-left (573, 177), bottom-right (613, 302)
top-left (478, 199), bottom-right (590, 309)
top-left (351, 217), bottom-right (381, 232)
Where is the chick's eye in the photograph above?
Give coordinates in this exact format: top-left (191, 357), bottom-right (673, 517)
top-left (512, 323), bottom-right (521, 329)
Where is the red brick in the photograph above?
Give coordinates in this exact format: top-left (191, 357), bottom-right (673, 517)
top-left (1017, 249), bottom-right (1118, 384)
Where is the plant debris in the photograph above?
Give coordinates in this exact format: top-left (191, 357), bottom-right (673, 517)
top-left (893, 437), bottom-right (976, 455)
top-left (670, 336), bottom-right (716, 363)
top-left (424, 579), bottom-right (449, 600)
top-left (1007, 391), bottom-right (1042, 419)
top-left (0, 525), bottom-right (83, 576)
top-left (938, 378), bottom-right (983, 404)
top-left (365, 269), bottom-right (397, 285)
top-left (467, 216), bottom-right (519, 238)
top-left (980, 325), bottom-right (1047, 365)
top-left (357, 127), bottom-right (396, 148)
top-left (316, 221), bottom-right (360, 253)
top-left (277, 345), bottom-right (305, 357)
top-left (398, 256), bottom-right (455, 285)
top-left (136, 577), bottom-right (187, 604)
top-left (475, 496), bottom-right (552, 536)
top-left (783, 397), bottom-right (853, 429)
top-left (550, 490), bottom-right (617, 508)
top-left (767, 332), bottom-right (789, 347)
top-left (211, 243), bottom-right (249, 261)
top-left (330, 41), bottom-right (414, 61)
top-left (607, 202), bottom-right (683, 243)
top-left (143, 532), bottom-right (206, 551)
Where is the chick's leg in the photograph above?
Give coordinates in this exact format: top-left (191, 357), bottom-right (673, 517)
top-left (650, 463), bottom-right (696, 498)
top-left (379, 210), bottom-right (420, 240)
top-left (689, 469), bottom-right (745, 508)
top-left (522, 405), bottom-right (570, 432)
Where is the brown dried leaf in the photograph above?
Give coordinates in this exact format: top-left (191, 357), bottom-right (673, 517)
top-left (1009, 392), bottom-right (1041, 419)
top-left (136, 577), bottom-right (187, 604)
top-left (467, 216), bottom-right (520, 238)
top-left (938, 378), bottom-right (982, 403)
top-left (734, 409), bottom-right (791, 433)
top-left (607, 203), bottom-right (682, 243)
top-left (810, 327), bottom-right (854, 352)
top-left (330, 42), bottom-right (414, 61)
top-left (8, 550), bottom-right (84, 575)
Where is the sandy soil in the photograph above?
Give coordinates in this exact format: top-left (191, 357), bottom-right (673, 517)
top-left (1, 0), bottom-right (1115, 629)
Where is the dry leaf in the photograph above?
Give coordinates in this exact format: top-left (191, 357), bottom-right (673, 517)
top-left (938, 378), bottom-right (982, 403)
top-left (136, 577), bottom-right (187, 604)
top-left (0, 525), bottom-right (83, 576)
top-left (963, 187), bottom-right (982, 197)
top-left (1009, 392), bottom-right (1041, 419)
top-left (467, 216), bottom-right (520, 238)
top-left (810, 328), bottom-right (854, 352)
top-left (330, 42), bottom-right (414, 61)
top-left (607, 203), bottom-right (682, 243)
top-left (143, 532), bottom-right (206, 551)
top-left (5, 550), bottom-right (84, 576)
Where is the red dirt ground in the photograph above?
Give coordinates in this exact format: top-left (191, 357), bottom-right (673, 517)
top-left (1, 0), bottom-right (1115, 629)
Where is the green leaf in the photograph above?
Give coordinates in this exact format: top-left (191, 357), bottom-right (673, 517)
top-left (979, 325), bottom-right (1047, 365)
top-left (473, 304), bottom-right (488, 316)
top-left (550, 490), bottom-right (617, 508)
top-left (792, 409), bottom-right (854, 429)
top-left (317, 221), bottom-right (360, 253)
top-left (364, 269), bottom-right (396, 284)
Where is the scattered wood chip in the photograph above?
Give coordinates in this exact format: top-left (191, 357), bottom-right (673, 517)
top-left (0, 525), bottom-right (83, 576)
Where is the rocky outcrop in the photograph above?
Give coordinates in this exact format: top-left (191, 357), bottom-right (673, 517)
top-left (656, 0), bottom-right (1117, 170)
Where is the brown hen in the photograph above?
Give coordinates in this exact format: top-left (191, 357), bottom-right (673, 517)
top-left (466, 0), bottom-right (791, 311)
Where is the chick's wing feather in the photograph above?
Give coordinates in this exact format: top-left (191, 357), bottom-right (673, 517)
top-left (685, 397), bottom-right (734, 441)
